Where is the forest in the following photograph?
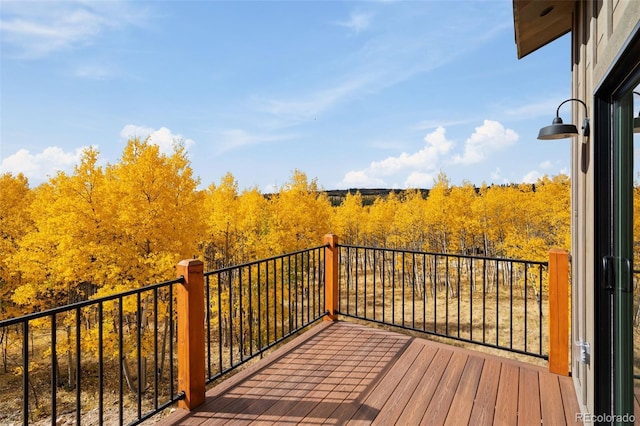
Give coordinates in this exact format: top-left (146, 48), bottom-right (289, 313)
top-left (6, 138), bottom-right (640, 424)
top-left (0, 137), bottom-right (577, 321)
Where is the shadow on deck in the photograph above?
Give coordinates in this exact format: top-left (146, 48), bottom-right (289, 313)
top-left (158, 321), bottom-right (583, 425)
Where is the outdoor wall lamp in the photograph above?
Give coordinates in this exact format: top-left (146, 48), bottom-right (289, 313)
top-left (538, 98), bottom-right (590, 140)
top-left (633, 92), bottom-right (640, 133)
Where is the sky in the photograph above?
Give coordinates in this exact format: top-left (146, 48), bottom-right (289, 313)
top-left (1, 0), bottom-right (578, 192)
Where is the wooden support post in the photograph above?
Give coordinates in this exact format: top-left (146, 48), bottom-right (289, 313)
top-left (548, 249), bottom-right (569, 376)
top-left (324, 234), bottom-right (339, 321)
top-left (176, 259), bottom-right (206, 410)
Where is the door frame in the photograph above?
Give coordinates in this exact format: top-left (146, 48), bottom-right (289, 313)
top-left (593, 24), bottom-right (640, 421)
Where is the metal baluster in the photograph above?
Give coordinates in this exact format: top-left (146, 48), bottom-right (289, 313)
top-left (51, 314), bottom-right (57, 426)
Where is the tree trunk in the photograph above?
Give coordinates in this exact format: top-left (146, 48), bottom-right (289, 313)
top-left (66, 326), bottom-right (74, 389)
top-left (140, 357), bottom-right (147, 393)
top-left (1, 327), bottom-right (7, 373)
top-left (122, 355), bottom-right (137, 393)
top-left (158, 302), bottom-right (170, 382)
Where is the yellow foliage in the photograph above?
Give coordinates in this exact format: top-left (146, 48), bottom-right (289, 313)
top-left (365, 192), bottom-right (399, 248)
top-left (0, 173), bottom-right (34, 319)
top-left (10, 282), bottom-right (38, 305)
top-left (6, 159), bottom-right (572, 318)
top-left (266, 170), bottom-right (332, 253)
top-left (329, 172), bottom-right (570, 261)
top-left (333, 191), bottom-right (365, 245)
top-left (3, 159), bottom-right (575, 386)
top-left (7, 140), bottom-right (203, 314)
top-left (393, 189), bottom-right (427, 250)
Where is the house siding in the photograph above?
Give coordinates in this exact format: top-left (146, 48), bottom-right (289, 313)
top-left (570, 0), bottom-right (640, 417)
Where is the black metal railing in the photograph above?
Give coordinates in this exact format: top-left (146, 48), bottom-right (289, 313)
top-left (203, 245), bottom-right (327, 384)
top-left (0, 278), bottom-right (184, 426)
top-left (336, 244), bottom-right (549, 359)
top-left (0, 246), bottom-right (328, 425)
top-left (1, 242), bottom-right (570, 425)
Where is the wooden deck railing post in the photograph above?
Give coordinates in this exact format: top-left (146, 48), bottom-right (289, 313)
top-left (324, 234), bottom-right (339, 321)
top-left (176, 259), bottom-right (206, 410)
top-left (548, 249), bottom-right (569, 376)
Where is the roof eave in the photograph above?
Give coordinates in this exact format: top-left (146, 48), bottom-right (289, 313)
top-left (513, 0), bottom-right (573, 59)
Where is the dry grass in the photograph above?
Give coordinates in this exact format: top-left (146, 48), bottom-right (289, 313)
top-left (0, 322), bottom-right (180, 425)
top-left (338, 276), bottom-right (549, 363)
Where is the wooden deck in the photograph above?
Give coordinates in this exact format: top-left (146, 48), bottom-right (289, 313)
top-left (158, 321), bottom-right (585, 425)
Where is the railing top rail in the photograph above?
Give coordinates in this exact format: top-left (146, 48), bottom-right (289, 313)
top-left (204, 244), bottom-right (329, 277)
top-left (0, 276), bottom-right (185, 328)
top-left (336, 243), bottom-right (549, 266)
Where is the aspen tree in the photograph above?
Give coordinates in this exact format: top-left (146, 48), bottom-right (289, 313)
top-left (0, 173), bottom-right (34, 321)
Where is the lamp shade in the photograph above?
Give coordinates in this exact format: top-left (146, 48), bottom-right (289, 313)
top-left (538, 116), bottom-right (579, 140)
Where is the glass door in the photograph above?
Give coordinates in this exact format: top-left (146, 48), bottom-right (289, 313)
top-left (613, 86), bottom-right (635, 421)
top-left (594, 63), bottom-right (639, 423)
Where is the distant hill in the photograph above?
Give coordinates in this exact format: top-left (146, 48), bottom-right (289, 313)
top-left (323, 188), bottom-right (430, 206)
top-left (268, 183), bottom-right (537, 206)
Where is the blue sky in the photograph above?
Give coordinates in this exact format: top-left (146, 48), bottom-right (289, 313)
top-left (1, 0), bottom-right (575, 191)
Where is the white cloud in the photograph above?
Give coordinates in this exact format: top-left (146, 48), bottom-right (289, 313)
top-left (335, 11), bottom-right (373, 33)
top-left (1, 2), bottom-right (147, 58)
top-left (411, 118), bottom-right (474, 131)
top-left (451, 120), bottom-right (518, 165)
top-left (340, 170), bottom-right (385, 188)
top-left (404, 172), bottom-right (434, 188)
top-left (0, 146), bottom-right (89, 181)
top-left (338, 126), bottom-right (454, 188)
top-left (370, 139), bottom-right (407, 150)
top-left (74, 64), bottom-right (115, 80)
top-left (120, 125), bottom-right (195, 154)
top-left (489, 168), bottom-right (510, 184)
top-left (504, 99), bottom-right (565, 121)
top-left (1, 10), bottom-right (105, 57)
top-left (260, 8), bottom-right (509, 129)
top-left (259, 75), bottom-right (374, 125)
top-left (522, 170), bottom-right (542, 184)
top-left (522, 164), bottom-right (568, 184)
top-left (217, 129), bottom-right (298, 153)
top-left (369, 126), bottom-right (453, 175)
top-left (490, 168), bottom-right (502, 181)
top-left (262, 183), bottom-right (279, 194)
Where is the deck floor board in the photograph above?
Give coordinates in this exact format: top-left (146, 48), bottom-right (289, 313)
top-left (493, 362), bottom-right (519, 425)
top-left (378, 345), bottom-right (444, 426)
top-left (369, 344), bottom-right (438, 426)
top-left (444, 355), bottom-right (484, 426)
top-left (420, 351), bottom-right (468, 425)
top-left (467, 358), bottom-right (501, 426)
top-left (540, 370), bottom-right (566, 424)
top-left (158, 321), bottom-right (585, 425)
top-left (517, 368), bottom-right (541, 425)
